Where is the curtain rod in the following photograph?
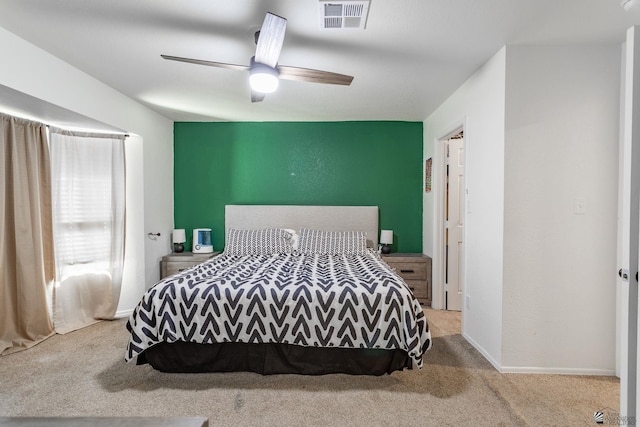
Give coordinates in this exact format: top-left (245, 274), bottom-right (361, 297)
top-left (46, 124), bottom-right (129, 138)
top-left (1, 111), bottom-right (129, 137)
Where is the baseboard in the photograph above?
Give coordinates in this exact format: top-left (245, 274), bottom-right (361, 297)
top-left (462, 331), bottom-right (502, 372)
top-left (460, 332), bottom-right (614, 376)
top-left (115, 308), bottom-right (133, 319)
top-left (500, 366), bottom-right (616, 376)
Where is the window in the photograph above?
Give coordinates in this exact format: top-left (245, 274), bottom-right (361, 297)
top-left (49, 129), bottom-right (126, 332)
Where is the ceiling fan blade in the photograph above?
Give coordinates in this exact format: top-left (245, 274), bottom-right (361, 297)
top-left (161, 54), bottom-right (249, 72)
top-left (251, 91), bottom-right (266, 103)
top-left (277, 65), bottom-right (354, 86)
top-left (255, 13), bottom-right (287, 68)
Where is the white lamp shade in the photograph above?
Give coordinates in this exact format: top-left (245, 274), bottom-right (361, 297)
top-left (172, 229), bottom-right (186, 243)
top-left (380, 230), bottom-right (393, 245)
top-left (250, 72), bottom-right (279, 93)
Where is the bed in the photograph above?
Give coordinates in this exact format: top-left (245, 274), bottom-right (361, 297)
top-left (125, 205), bottom-right (432, 375)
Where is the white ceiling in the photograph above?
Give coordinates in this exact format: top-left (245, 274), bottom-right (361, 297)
top-left (1, 0), bottom-right (640, 123)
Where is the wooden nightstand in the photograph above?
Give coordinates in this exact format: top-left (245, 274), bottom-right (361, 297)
top-left (160, 251), bottom-right (220, 279)
top-left (382, 253), bottom-right (432, 306)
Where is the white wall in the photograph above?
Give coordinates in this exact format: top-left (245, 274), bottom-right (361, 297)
top-left (424, 43), bottom-right (620, 374)
top-left (118, 134), bottom-right (146, 315)
top-left (502, 45), bottom-right (620, 374)
top-left (0, 27), bottom-right (174, 313)
top-left (424, 48), bottom-right (507, 369)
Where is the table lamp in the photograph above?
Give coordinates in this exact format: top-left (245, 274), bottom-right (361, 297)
top-left (380, 230), bottom-right (393, 254)
top-left (172, 229), bottom-right (186, 253)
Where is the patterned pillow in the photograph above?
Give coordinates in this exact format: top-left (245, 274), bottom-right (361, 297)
top-left (297, 228), bottom-right (367, 255)
top-left (225, 228), bottom-right (294, 256)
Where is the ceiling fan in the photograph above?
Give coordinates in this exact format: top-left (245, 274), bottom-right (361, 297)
top-left (161, 12), bottom-right (354, 103)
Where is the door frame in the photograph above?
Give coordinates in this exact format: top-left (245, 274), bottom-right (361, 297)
top-left (433, 120), bottom-right (466, 312)
top-left (619, 25), bottom-right (640, 418)
top-left (445, 135), bottom-right (464, 311)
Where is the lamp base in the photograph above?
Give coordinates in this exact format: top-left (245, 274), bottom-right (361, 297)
top-left (173, 242), bottom-right (185, 253)
top-left (381, 244), bottom-right (391, 255)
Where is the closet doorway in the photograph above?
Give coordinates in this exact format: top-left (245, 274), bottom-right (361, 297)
top-left (442, 131), bottom-right (464, 311)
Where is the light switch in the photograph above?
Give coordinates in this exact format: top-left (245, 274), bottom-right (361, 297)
top-left (573, 198), bottom-right (586, 215)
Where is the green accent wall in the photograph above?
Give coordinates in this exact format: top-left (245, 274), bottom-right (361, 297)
top-left (174, 121), bottom-right (423, 253)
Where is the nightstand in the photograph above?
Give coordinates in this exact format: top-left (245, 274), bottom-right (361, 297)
top-left (382, 253), bottom-right (432, 306)
top-left (160, 251), bottom-right (220, 278)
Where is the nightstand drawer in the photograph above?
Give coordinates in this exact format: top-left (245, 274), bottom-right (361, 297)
top-left (391, 262), bottom-right (427, 280)
top-left (161, 252), bottom-right (219, 279)
top-left (163, 261), bottom-right (204, 277)
top-left (381, 253), bottom-right (432, 306)
top-left (405, 279), bottom-right (428, 299)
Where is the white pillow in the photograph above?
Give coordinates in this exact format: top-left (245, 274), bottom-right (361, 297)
top-left (282, 228), bottom-right (299, 251)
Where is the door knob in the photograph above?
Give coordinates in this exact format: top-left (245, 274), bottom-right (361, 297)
top-left (619, 268), bottom-right (630, 281)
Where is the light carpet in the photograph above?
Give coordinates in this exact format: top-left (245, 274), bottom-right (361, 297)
top-left (0, 309), bottom-right (618, 426)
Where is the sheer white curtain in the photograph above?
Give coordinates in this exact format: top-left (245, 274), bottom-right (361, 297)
top-left (49, 129), bottom-right (126, 334)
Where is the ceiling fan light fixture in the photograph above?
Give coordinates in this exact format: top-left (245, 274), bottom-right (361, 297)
top-left (162, 12), bottom-right (353, 103)
top-left (622, 0), bottom-right (636, 10)
top-left (250, 59), bottom-right (279, 94)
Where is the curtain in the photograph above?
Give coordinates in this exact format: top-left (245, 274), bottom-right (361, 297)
top-left (49, 129), bottom-right (126, 334)
top-left (0, 114), bottom-right (55, 355)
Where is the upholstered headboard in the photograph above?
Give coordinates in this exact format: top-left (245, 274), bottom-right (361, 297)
top-left (225, 205), bottom-right (379, 247)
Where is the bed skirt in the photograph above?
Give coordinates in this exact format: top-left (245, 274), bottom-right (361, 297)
top-left (137, 342), bottom-right (413, 376)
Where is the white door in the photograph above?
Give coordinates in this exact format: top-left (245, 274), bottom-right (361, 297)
top-left (620, 25), bottom-right (640, 419)
top-left (446, 137), bottom-right (464, 311)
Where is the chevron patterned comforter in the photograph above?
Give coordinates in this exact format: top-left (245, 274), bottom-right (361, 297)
top-left (125, 250), bottom-right (432, 367)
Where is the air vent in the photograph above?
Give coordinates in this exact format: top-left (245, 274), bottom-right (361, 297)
top-left (319, 0), bottom-right (371, 30)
